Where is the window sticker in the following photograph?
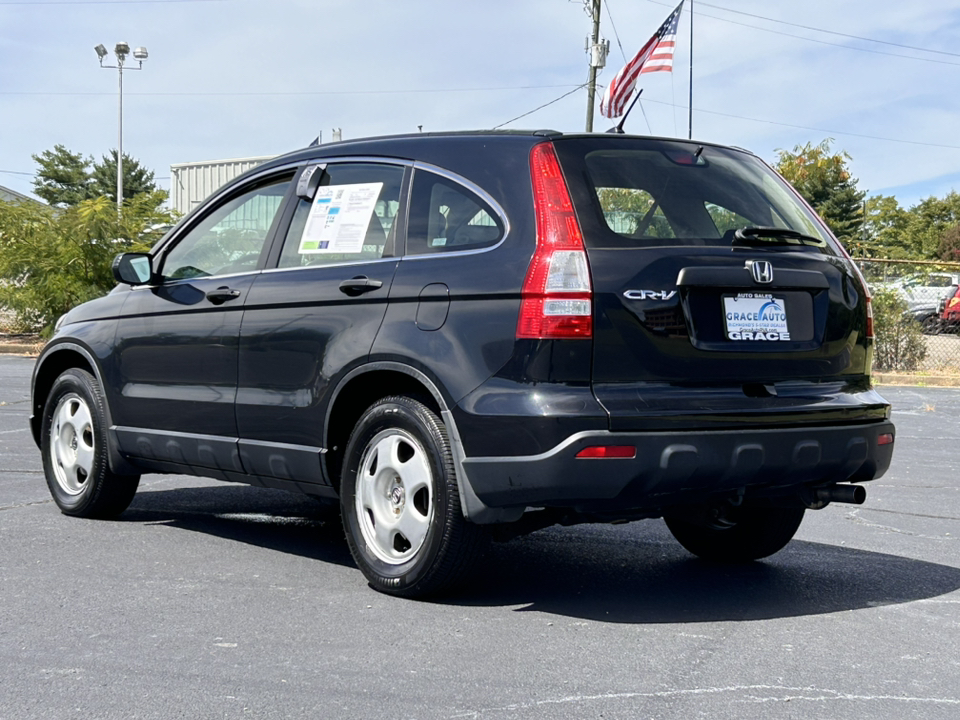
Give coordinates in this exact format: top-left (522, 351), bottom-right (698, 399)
top-left (298, 182), bottom-right (383, 254)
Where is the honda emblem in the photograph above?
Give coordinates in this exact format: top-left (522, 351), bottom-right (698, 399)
top-left (750, 260), bottom-right (774, 284)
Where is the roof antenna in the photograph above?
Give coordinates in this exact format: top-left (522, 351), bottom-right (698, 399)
top-left (606, 89), bottom-right (643, 134)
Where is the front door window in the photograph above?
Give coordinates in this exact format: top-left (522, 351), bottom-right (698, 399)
top-left (161, 174), bottom-right (293, 280)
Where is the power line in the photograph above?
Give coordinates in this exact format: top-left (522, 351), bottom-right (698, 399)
top-left (0, 169), bottom-right (171, 182)
top-left (493, 84), bottom-right (588, 130)
top-left (0, 84), bottom-right (582, 98)
top-left (638, 96), bottom-right (960, 151)
top-left (0, 0), bottom-right (225, 4)
top-left (603, 0), bottom-right (628, 64)
top-left (694, 1), bottom-right (960, 59)
top-left (602, 1), bottom-right (653, 133)
top-left (643, 0), bottom-right (960, 67)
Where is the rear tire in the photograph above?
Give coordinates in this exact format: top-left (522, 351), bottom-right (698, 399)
top-left (920, 315), bottom-right (941, 335)
top-left (41, 368), bottom-right (140, 519)
top-left (665, 505), bottom-right (805, 563)
top-left (340, 396), bottom-right (485, 598)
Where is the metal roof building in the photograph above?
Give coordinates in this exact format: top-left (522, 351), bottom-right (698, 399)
top-left (0, 184), bottom-right (42, 205)
top-left (169, 156), bottom-right (274, 216)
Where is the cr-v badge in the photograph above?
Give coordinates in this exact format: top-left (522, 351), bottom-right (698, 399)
top-left (623, 289), bottom-right (677, 301)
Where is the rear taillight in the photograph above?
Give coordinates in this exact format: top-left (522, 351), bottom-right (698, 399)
top-left (834, 244), bottom-right (874, 340)
top-left (517, 142), bottom-right (592, 340)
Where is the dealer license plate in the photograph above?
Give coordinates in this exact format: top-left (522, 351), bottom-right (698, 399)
top-left (722, 293), bottom-right (791, 341)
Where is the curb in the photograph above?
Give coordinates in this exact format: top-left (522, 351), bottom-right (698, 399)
top-left (0, 344), bottom-right (40, 356)
top-left (873, 373), bottom-right (960, 387)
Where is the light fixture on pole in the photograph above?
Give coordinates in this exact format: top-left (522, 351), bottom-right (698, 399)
top-left (95, 41), bottom-right (148, 210)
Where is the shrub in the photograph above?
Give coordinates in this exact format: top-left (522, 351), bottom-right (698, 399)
top-left (871, 286), bottom-right (927, 371)
top-left (0, 193), bottom-right (175, 335)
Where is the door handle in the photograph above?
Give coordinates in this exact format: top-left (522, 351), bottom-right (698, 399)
top-left (206, 287), bottom-right (242, 305)
top-left (339, 276), bottom-right (384, 297)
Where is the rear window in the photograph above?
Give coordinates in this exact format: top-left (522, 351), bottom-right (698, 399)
top-left (554, 138), bottom-right (837, 252)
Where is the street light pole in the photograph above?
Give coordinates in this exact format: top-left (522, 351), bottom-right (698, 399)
top-left (117, 57), bottom-right (123, 208)
top-left (95, 42), bottom-right (148, 211)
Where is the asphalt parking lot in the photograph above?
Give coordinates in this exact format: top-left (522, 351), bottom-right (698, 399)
top-left (1, 354), bottom-right (959, 719)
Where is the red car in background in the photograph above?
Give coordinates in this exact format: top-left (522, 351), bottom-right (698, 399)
top-left (939, 284), bottom-right (960, 332)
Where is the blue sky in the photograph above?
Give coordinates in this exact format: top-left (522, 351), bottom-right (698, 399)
top-left (2, 0), bottom-right (959, 209)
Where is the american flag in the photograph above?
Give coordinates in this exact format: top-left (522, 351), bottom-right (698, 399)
top-left (600, 1), bottom-right (685, 119)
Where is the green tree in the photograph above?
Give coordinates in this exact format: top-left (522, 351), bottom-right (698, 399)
top-left (595, 187), bottom-right (675, 236)
top-left (31, 144), bottom-right (92, 207)
top-left (0, 191), bottom-right (174, 333)
top-left (90, 149), bottom-right (160, 202)
top-left (775, 139), bottom-right (866, 250)
top-left (937, 223), bottom-right (960, 262)
top-left (863, 194), bottom-right (911, 258)
top-left (31, 144), bottom-right (163, 209)
top-left (902, 191), bottom-right (960, 260)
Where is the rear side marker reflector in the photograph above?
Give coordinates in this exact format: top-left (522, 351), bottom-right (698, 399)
top-left (576, 446), bottom-right (637, 459)
top-left (878, 433), bottom-right (894, 446)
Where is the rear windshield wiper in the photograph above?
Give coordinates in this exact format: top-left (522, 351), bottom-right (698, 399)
top-left (732, 227), bottom-right (826, 248)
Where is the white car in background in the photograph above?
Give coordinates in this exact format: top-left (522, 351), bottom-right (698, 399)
top-left (895, 272), bottom-right (960, 312)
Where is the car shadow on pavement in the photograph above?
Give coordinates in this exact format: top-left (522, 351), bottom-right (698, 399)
top-left (453, 522), bottom-right (960, 623)
top-left (121, 484), bottom-right (354, 569)
top-left (118, 485), bottom-right (960, 623)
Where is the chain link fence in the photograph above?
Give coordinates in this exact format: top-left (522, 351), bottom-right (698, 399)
top-left (5, 261), bottom-right (959, 376)
top-left (858, 259), bottom-right (960, 375)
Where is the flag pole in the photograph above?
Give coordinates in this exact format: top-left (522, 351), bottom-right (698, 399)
top-left (688, 0), bottom-right (693, 139)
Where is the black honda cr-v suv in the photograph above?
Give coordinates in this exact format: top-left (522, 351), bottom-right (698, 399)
top-left (31, 131), bottom-right (895, 597)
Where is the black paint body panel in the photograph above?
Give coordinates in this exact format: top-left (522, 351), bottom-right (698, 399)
top-left (30, 130), bottom-right (895, 523)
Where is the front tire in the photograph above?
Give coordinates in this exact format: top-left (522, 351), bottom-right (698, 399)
top-left (665, 505), bottom-right (805, 563)
top-left (340, 396), bottom-right (484, 598)
top-left (41, 368), bottom-right (140, 519)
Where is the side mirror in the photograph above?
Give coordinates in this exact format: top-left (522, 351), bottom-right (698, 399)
top-left (112, 252), bottom-right (153, 285)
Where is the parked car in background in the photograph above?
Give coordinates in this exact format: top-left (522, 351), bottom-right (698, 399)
top-left (898, 272), bottom-right (960, 312)
top-left (934, 283), bottom-right (960, 334)
top-left (30, 131), bottom-right (895, 597)
top-left (908, 303), bottom-right (943, 335)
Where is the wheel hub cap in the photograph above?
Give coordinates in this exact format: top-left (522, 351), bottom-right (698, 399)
top-left (49, 394), bottom-right (95, 496)
top-left (355, 428), bottom-right (434, 565)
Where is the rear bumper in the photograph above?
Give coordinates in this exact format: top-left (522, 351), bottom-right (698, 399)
top-left (460, 420), bottom-right (895, 511)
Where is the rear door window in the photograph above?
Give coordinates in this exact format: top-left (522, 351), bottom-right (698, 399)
top-left (405, 170), bottom-right (504, 255)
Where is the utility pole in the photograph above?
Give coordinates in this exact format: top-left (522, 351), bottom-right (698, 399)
top-left (584, 0), bottom-right (608, 132)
